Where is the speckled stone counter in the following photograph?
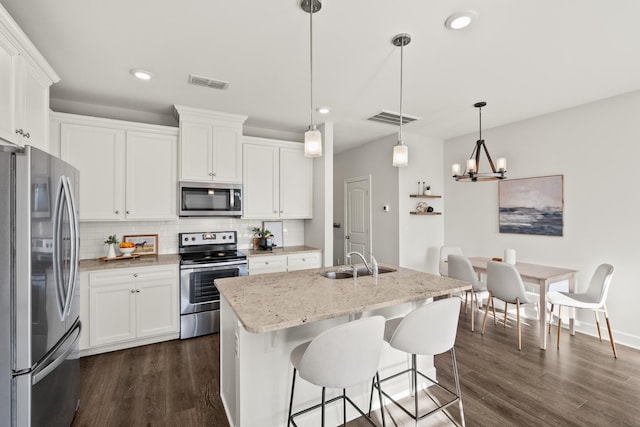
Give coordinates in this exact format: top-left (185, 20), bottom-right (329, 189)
top-left (244, 245), bottom-right (320, 257)
top-left (79, 254), bottom-right (179, 272)
top-left (216, 264), bottom-right (470, 334)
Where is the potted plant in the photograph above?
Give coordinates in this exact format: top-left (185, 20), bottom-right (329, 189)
top-left (104, 234), bottom-right (119, 258)
top-left (251, 226), bottom-right (272, 249)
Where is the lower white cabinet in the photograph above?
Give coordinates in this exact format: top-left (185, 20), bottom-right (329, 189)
top-left (248, 251), bottom-right (322, 275)
top-left (248, 255), bottom-right (287, 275)
top-left (85, 264), bottom-right (179, 354)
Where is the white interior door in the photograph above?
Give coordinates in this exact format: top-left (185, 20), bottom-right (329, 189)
top-left (344, 176), bottom-right (371, 262)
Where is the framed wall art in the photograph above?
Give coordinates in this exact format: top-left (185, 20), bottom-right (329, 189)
top-left (123, 234), bottom-right (158, 255)
top-left (499, 175), bottom-right (564, 236)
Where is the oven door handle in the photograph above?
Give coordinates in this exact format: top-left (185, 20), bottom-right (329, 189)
top-left (181, 261), bottom-right (248, 273)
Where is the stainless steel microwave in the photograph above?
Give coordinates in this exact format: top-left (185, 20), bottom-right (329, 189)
top-left (179, 182), bottom-right (242, 217)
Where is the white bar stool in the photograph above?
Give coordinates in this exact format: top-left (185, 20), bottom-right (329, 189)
top-left (371, 298), bottom-right (465, 426)
top-left (287, 316), bottom-right (386, 427)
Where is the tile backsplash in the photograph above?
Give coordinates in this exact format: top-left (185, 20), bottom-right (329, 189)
top-left (80, 218), bottom-right (305, 259)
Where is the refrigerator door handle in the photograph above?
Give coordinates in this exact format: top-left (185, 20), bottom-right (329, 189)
top-left (31, 320), bottom-right (81, 386)
top-left (52, 175), bottom-right (67, 320)
top-left (62, 176), bottom-right (79, 317)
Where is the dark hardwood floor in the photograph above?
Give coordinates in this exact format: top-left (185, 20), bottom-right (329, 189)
top-left (72, 308), bottom-right (640, 426)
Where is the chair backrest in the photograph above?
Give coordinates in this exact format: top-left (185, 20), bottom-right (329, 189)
top-left (448, 254), bottom-right (481, 291)
top-left (585, 263), bottom-right (614, 306)
top-left (486, 261), bottom-right (531, 304)
top-left (439, 246), bottom-right (463, 276)
top-left (389, 298), bottom-right (461, 356)
top-left (298, 316), bottom-right (385, 389)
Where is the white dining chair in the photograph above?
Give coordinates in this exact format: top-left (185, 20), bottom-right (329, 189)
top-left (439, 246), bottom-right (463, 277)
top-left (481, 261), bottom-right (537, 351)
top-left (287, 316), bottom-right (386, 427)
top-left (448, 254), bottom-right (487, 332)
top-left (548, 263), bottom-right (617, 358)
top-left (370, 298), bottom-right (465, 427)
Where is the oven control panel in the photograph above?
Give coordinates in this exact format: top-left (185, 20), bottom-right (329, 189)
top-left (179, 231), bottom-right (237, 246)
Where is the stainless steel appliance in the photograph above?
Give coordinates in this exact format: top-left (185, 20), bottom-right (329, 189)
top-left (179, 231), bottom-right (247, 339)
top-left (1, 145), bottom-right (81, 427)
top-left (179, 182), bottom-right (242, 217)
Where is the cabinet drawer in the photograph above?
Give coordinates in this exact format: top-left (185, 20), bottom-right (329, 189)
top-left (248, 255), bottom-right (287, 275)
top-left (287, 252), bottom-right (321, 271)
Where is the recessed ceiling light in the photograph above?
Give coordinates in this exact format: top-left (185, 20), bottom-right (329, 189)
top-left (444, 11), bottom-right (477, 30)
top-left (316, 106), bottom-right (331, 114)
top-left (131, 69), bottom-right (153, 80)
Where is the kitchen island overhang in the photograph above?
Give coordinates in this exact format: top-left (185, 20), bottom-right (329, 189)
top-left (217, 265), bottom-right (471, 427)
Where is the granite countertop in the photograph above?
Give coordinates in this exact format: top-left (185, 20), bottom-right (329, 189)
top-left (80, 254), bottom-right (180, 272)
top-left (216, 264), bottom-right (471, 334)
top-left (245, 245), bottom-right (320, 257)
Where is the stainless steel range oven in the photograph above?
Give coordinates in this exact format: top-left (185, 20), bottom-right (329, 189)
top-left (179, 231), bottom-right (247, 339)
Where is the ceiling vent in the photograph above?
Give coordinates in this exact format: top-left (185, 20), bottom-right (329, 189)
top-left (367, 110), bottom-right (420, 126)
top-left (188, 74), bottom-right (229, 90)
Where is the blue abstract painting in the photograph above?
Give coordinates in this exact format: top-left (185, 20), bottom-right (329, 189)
top-left (499, 175), bottom-right (564, 236)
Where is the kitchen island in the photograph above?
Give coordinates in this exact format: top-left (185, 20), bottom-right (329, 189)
top-left (216, 265), bottom-right (470, 427)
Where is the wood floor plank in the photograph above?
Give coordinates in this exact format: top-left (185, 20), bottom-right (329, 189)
top-left (72, 307), bottom-right (640, 427)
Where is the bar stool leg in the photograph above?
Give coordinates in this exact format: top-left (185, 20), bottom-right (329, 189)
top-left (343, 388), bottom-right (347, 426)
top-left (321, 387), bottom-right (326, 427)
top-left (412, 354), bottom-right (419, 423)
top-left (451, 348), bottom-right (466, 427)
top-left (287, 368), bottom-right (297, 427)
top-left (376, 372), bottom-right (386, 427)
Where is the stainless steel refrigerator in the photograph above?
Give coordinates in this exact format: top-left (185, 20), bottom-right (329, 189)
top-left (1, 144), bottom-right (81, 427)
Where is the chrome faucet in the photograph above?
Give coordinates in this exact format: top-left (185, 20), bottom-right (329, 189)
top-left (346, 251), bottom-right (378, 279)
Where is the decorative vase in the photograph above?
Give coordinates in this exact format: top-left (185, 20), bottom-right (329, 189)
top-left (107, 243), bottom-right (117, 259)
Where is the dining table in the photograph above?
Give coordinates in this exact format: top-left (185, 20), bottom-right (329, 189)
top-left (469, 257), bottom-right (578, 350)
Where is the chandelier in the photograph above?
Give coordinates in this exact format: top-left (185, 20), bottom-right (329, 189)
top-left (452, 102), bottom-right (507, 181)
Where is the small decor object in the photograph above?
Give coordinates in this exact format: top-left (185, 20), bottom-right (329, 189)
top-left (426, 206), bottom-right (434, 213)
top-left (252, 226), bottom-right (272, 250)
top-left (423, 183), bottom-right (431, 196)
top-left (104, 234), bottom-right (119, 259)
top-left (123, 234), bottom-right (158, 255)
top-left (415, 202), bottom-right (428, 212)
top-left (119, 241), bottom-right (136, 257)
top-left (263, 221), bottom-right (284, 247)
top-left (504, 248), bottom-right (516, 265)
top-left (499, 175), bottom-right (564, 236)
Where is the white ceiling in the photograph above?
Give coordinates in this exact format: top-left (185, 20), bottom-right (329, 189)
top-left (4, 0), bottom-right (640, 153)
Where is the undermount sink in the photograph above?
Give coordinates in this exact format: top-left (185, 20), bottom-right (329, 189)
top-left (320, 266), bottom-right (396, 280)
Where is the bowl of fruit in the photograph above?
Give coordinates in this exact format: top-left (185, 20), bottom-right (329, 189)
top-left (119, 242), bottom-right (135, 256)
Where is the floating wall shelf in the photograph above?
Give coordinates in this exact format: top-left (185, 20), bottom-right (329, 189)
top-left (410, 211), bottom-right (442, 215)
top-left (409, 194), bottom-right (442, 198)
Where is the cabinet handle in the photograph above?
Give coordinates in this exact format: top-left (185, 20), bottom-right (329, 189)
top-left (280, 211), bottom-right (283, 213)
top-left (133, 273), bottom-right (138, 277)
top-left (302, 258), bottom-right (306, 262)
top-left (126, 210), bottom-right (130, 214)
top-left (130, 289), bottom-right (136, 293)
top-left (115, 210), bottom-right (120, 214)
top-left (24, 132), bottom-right (30, 139)
top-left (273, 210), bottom-right (277, 213)
top-left (136, 289), bottom-right (140, 293)
top-left (265, 262), bottom-right (269, 265)
top-left (15, 129), bottom-right (23, 136)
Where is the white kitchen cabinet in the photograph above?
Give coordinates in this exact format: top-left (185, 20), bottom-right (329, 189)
top-left (248, 251), bottom-right (322, 275)
top-left (125, 130), bottom-right (177, 220)
top-left (0, 7), bottom-right (59, 150)
top-left (60, 122), bottom-right (125, 220)
top-left (243, 137), bottom-right (313, 219)
top-left (88, 265), bottom-right (179, 351)
top-left (287, 251), bottom-right (322, 271)
top-left (248, 255), bottom-right (287, 275)
top-left (56, 113), bottom-right (178, 221)
top-left (174, 105), bottom-right (247, 183)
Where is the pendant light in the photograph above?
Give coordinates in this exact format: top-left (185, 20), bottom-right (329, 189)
top-left (392, 33), bottom-right (411, 167)
top-left (451, 102), bottom-right (507, 181)
top-left (302, 0), bottom-right (322, 157)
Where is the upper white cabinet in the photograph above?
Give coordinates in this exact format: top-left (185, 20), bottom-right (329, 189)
top-left (243, 136), bottom-right (313, 219)
top-left (0, 5), bottom-right (59, 150)
top-left (174, 105), bottom-right (247, 183)
top-left (55, 113), bottom-right (178, 221)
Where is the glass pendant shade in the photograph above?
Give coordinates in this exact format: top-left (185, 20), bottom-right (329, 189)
top-left (392, 142), bottom-right (408, 167)
top-left (304, 128), bottom-right (322, 157)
